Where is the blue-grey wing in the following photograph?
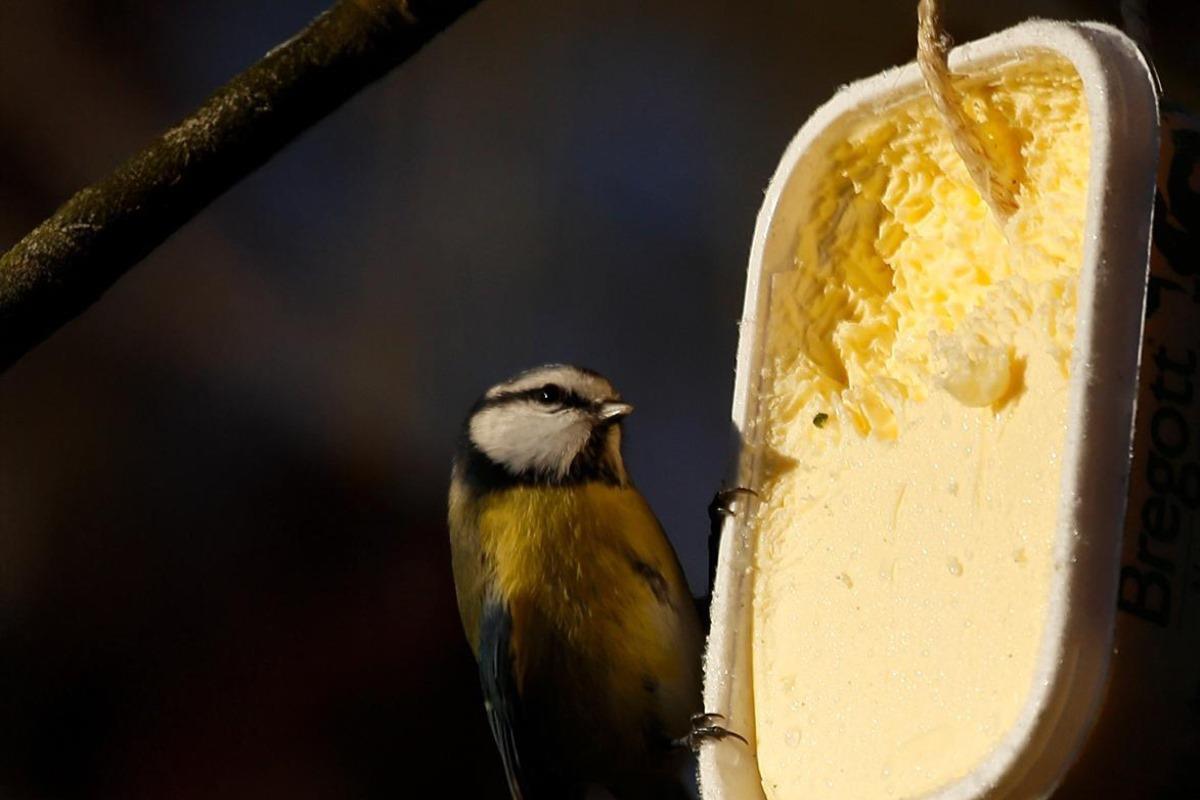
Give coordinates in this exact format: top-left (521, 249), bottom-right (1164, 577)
top-left (479, 600), bottom-right (527, 800)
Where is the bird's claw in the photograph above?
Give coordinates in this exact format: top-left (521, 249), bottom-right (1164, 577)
top-left (708, 487), bottom-right (758, 521)
top-left (676, 712), bottom-right (748, 752)
top-left (690, 712), bottom-right (729, 726)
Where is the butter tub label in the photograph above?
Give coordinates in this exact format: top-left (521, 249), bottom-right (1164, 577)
top-left (1059, 107), bottom-right (1200, 798)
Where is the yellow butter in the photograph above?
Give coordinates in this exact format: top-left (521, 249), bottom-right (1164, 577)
top-left (751, 56), bottom-right (1089, 799)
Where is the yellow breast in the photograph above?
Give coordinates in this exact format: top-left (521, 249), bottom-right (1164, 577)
top-left (467, 481), bottom-right (702, 727)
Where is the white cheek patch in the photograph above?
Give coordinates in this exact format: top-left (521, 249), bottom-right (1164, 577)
top-left (469, 402), bottom-right (592, 479)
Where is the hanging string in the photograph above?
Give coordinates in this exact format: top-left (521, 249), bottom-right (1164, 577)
top-left (916, 0), bottom-right (1019, 228)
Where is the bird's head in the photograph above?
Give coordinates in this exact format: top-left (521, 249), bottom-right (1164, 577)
top-left (461, 364), bottom-right (634, 486)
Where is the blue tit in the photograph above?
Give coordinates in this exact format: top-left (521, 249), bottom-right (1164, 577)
top-left (448, 364), bottom-right (704, 800)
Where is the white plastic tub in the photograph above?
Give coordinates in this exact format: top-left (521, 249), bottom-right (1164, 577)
top-left (702, 20), bottom-right (1160, 800)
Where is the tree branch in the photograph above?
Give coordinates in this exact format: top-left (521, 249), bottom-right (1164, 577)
top-left (0, 0), bottom-right (482, 373)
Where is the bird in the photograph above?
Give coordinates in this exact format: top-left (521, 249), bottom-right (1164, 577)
top-left (447, 364), bottom-right (706, 799)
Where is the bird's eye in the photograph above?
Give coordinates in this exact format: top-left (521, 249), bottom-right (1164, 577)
top-left (537, 384), bottom-right (565, 405)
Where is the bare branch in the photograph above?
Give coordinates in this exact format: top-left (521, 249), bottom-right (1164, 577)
top-left (0, 0), bottom-right (482, 373)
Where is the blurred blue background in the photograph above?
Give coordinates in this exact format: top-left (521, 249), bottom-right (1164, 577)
top-left (1, 1), bottom-right (1196, 797)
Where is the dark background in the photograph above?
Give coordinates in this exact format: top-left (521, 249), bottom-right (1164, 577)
top-left (1, 2), bottom-right (1196, 797)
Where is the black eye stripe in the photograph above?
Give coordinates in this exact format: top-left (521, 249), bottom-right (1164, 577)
top-left (485, 386), bottom-right (591, 410)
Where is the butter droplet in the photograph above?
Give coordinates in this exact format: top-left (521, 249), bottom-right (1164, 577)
top-left (935, 339), bottom-right (1013, 407)
top-left (947, 556), bottom-right (964, 576)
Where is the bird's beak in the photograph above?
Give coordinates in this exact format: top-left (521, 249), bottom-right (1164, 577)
top-left (597, 401), bottom-right (634, 421)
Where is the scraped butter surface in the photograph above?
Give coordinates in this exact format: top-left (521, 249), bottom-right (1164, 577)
top-left (752, 56), bottom-right (1089, 799)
